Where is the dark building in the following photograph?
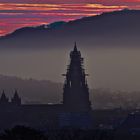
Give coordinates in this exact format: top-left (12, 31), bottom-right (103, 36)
top-left (0, 90), bottom-right (21, 106)
top-left (11, 90), bottom-right (21, 105)
top-left (0, 44), bottom-right (93, 130)
top-left (63, 43), bottom-right (91, 112)
top-left (0, 90), bottom-right (9, 105)
top-left (0, 44), bottom-right (135, 131)
top-left (114, 111), bottom-right (140, 139)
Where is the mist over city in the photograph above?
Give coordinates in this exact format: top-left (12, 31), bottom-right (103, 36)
top-left (0, 1), bottom-right (140, 139)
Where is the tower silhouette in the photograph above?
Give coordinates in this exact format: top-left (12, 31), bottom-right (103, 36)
top-left (0, 90), bottom-right (9, 105)
top-left (63, 43), bottom-right (91, 112)
top-left (11, 90), bottom-right (21, 105)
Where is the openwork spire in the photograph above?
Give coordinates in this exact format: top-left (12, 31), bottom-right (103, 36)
top-left (13, 90), bottom-right (19, 99)
top-left (0, 90), bottom-right (9, 104)
top-left (63, 43), bottom-right (91, 112)
top-left (74, 42), bottom-right (78, 52)
top-left (11, 89), bottom-right (21, 105)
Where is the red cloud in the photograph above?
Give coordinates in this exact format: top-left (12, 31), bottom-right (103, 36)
top-left (0, 0), bottom-right (139, 36)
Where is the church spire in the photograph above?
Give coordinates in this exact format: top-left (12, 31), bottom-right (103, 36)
top-left (0, 90), bottom-right (9, 105)
top-left (74, 42), bottom-right (78, 52)
top-left (11, 89), bottom-right (21, 105)
top-left (13, 90), bottom-right (19, 98)
top-left (63, 43), bottom-right (91, 112)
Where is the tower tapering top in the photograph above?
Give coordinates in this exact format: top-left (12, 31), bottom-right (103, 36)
top-left (1, 90), bottom-right (7, 99)
top-left (63, 43), bottom-right (91, 111)
top-left (0, 90), bottom-right (9, 103)
top-left (13, 90), bottom-right (21, 101)
top-left (14, 90), bottom-right (19, 98)
top-left (11, 89), bottom-right (21, 105)
top-left (74, 42), bottom-right (78, 52)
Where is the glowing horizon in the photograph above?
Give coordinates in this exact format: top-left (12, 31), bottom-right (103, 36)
top-left (0, 0), bottom-right (140, 36)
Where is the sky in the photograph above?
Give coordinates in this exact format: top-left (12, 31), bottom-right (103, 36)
top-left (0, 0), bottom-right (140, 36)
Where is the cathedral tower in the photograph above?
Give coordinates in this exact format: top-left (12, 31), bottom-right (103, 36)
top-left (63, 43), bottom-right (91, 112)
top-left (11, 90), bottom-right (21, 105)
top-left (0, 90), bottom-right (9, 105)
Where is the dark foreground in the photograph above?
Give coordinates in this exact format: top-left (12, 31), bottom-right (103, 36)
top-left (0, 125), bottom-right (140, 140)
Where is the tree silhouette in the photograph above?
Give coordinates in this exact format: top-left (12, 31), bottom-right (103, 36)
top-left (0, 125), bottom-right (45, 140)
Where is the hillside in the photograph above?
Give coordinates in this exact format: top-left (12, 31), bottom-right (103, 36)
top-left (0, 75), bottom-right (63, 104)
top-left (0, 9), bottom-right (140, 50)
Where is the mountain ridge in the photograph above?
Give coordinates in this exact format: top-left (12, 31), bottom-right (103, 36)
top-left (0, 9), bottom-right (140, 50)
top-left (1, 9), bottom-right (139, 37)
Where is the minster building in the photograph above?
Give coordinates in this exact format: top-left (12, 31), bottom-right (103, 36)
top-left (0, 43), bottom-right (92, 129)
top-left (63, 43), bottom-right (91, 112)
